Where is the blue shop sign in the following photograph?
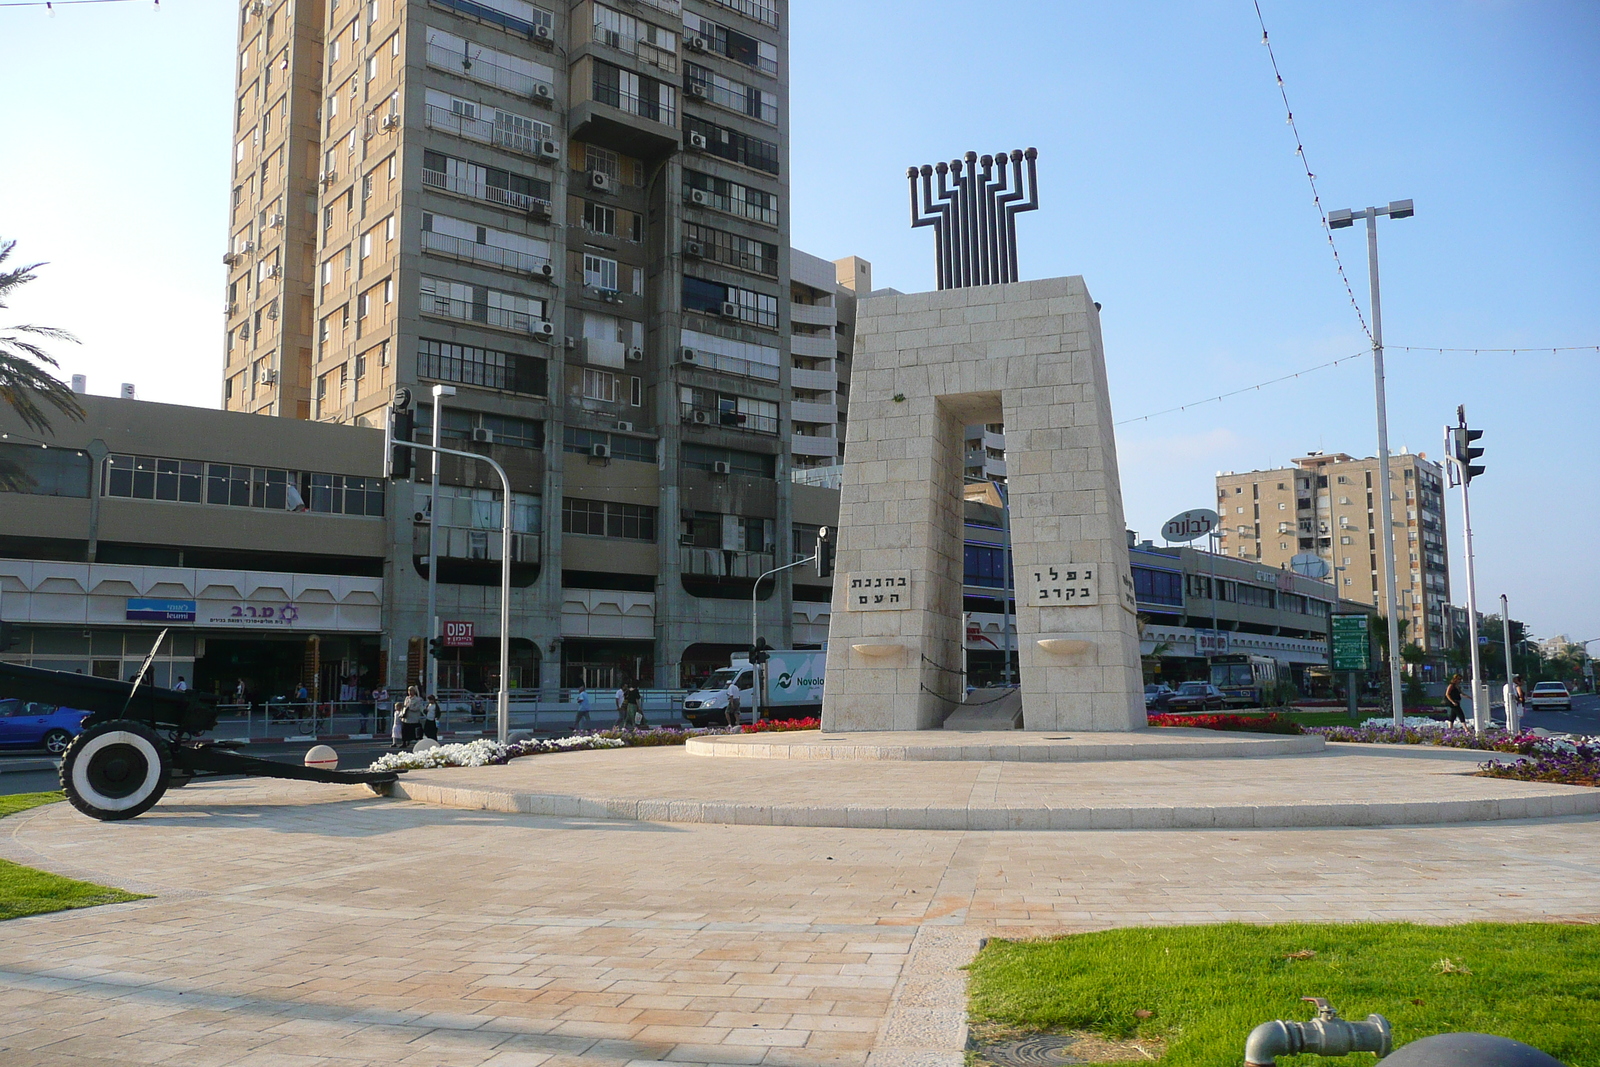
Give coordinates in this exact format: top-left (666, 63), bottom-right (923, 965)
top-left (126, 598), bottom-right (197, 623)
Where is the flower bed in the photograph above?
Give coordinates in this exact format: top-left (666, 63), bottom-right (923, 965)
top-left (1305, 722), bottom-right (1600, 788)
top-left (369, 718), bottom-right (819, 773)
top-left (1146, 712), bottom-right (1303, 735)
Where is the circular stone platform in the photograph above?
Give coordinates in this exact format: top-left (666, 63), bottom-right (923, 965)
top-left (685, 728), bottom-right (1323, 761)
top-left (390, 734), bottom-right (1600, 831)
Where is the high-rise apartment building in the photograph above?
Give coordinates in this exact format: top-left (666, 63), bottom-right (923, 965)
top-left (225, 0), bottom-right (804, 690)
top-left (1215, 450), bottom-right (1450, 667)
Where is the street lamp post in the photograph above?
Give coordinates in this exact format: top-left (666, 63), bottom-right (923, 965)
top-left (1329, 199), bottom-right (1413, 727)
top-left (1500, 594), bottom-right (1518, 734)
top-left (424, 384), bottom-right (456, 701)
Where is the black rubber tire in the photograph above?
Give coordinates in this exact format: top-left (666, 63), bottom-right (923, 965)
top-left (42, 729), bottom-right (73, 755)
top-left (367, 781), bottom-right (393, 797)
top-left (60, 720), bottom-right (171, 821)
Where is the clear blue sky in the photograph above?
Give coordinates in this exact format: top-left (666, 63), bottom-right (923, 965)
top-left (1, 1), bottom-right (1596, 643)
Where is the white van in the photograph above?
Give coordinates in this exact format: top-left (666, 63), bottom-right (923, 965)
top-left (681, 664), bottom-right (755, 727)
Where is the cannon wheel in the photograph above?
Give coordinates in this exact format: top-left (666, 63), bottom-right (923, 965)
top-left (61, 720), bottom-right (172, 821)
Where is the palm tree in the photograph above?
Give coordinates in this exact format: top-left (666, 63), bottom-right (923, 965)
top-left (1, 238), bottom-right (84, 430)
top-left (0, 238), bottom-right (85, 490)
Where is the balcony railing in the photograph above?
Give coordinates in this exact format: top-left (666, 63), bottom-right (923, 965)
top-left (421, 294), bottom-right (548, 336)
top-left (686, 349), bottom-right (779, 383)
top-left (679, 403), bottom-right (778, 435)
top-left (423, 104), bottom-right (551, 159)
top-left (426, 40), bottom-right (552, 98)
top-left (414, 524), bottom-right (541, 563)
top-left (593, 78), bottom-right (677, 126)
top-left (422, 230), bottom-right (551, 276)
top-left (688, 186), bottom-right (779, 226)
top-left (595, 29), bottom-right (678, 74)
top-left (422, 166), bottom-right (548, 215)
top-left (679, 547), bottom-right (775, 578)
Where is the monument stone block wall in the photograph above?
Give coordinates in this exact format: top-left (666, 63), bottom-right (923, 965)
top-left (821, 277), bottom-right (1145, 732)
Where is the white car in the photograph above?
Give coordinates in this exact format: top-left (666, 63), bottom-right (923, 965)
top-left (1526, 681), bottom-right (1573, 712)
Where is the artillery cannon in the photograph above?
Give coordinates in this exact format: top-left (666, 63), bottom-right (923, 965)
top-left (0, 640), bottom-right (399, 820)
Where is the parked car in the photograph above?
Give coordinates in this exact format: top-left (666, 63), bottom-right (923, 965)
top-left (1158, 681), bottom-right (1227, 713)
top-left (1144, 683), bottom-right (1174, 710)
top-left (0, 698), bottom-right (91, 753)
top-left (1526, 681), bottom-right (1573, 712)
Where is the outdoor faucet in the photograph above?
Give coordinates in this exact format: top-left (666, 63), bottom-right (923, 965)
top-left (1245, 998), bottom-right (1392, 1066)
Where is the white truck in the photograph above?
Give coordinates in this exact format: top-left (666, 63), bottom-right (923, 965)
top-left (680, 649), bottom-right (826, 727)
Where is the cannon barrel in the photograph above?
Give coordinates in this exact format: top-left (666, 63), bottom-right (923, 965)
top-left (0, 661), bottom-right (219, 736)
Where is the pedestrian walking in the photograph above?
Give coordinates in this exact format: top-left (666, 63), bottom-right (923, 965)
top-left (1443, 673), bottom-right (1466, 725)
top-left (400, 685), bottom-right (426, 747)
top-left (173, 675), bottom-right (188, 693)
top-left (614, 684), bottom-right (627, 727)
top-left (371, 685), bottom-right (391, 738)
top-left (624, 682), bottom-right (645, 730)
top-left (573, 686), bottom-right (592, 731)
top-left (724, 678), bottom-right (742, 728)
top-left (423, 694), bottom-right (441, 741)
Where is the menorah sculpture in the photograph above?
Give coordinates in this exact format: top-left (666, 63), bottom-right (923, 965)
top-left (908, 148), bottom-right (1039, 290)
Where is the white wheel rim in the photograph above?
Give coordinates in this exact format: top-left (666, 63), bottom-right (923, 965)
top-left (71, 730), bottom-right (163, 812)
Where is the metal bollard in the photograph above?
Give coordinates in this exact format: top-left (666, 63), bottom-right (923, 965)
top-left (1245, 998), bottom-right (1392, 1066)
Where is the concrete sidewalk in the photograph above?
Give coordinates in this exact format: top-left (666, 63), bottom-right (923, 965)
top-left (1, 757), bottom-right (1598, 1067)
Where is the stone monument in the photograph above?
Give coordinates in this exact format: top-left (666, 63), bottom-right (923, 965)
top-left (821, 150), bottom-right (1144, 732)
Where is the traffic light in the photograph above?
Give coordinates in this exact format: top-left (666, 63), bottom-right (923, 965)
top-left (750, 637), bottom-right (772, 665)
top-left (815, 525), bottom-right (834, 579)
top-left (428, 636), bottom-right (446, 659)
top-left (1451, 406), bottom-right (1485, 484)
top-left (385, 388), bottom-right (415, 480)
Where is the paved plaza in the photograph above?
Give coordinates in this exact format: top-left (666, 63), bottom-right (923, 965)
top-left (3, 746), bottom-right (1599, 1067)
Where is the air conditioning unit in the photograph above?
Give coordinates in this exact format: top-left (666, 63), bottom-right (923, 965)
top-left (687, 131), bottom-right (708, 151)
top-left (223, 252), bottom-right (240, 267)
top-left (319, 170), bottom-right (336, 186)
top-left (530, 320), bottom-right (556, 340)
top-left (250, 0), bottom-right (263, 15)
top-left (678, 347), bottom-right (696, 364)
top-left (258, 367), bottom-right (277, 384)
top-left (588, 170), bottom-right (611, 192)
top-left (684, 36), bottom-right (706, 52)
top-left (590, 443), bottom-right (611, 459)
top-left (266, 264), bottom-right (282, 278)
top-left (533, 23), bottom-right (552, 43)
top-left (625, 346), bottom-right (644, 362)
top-left (536, 139), bottom-right (560, 160)
top-left (241, 240), bottom-right (256, 254)
top-left (270, 213), bottom-right (285, 228)
top-left (687, 82), bottom-right (707, 100)
top-left (563, 335), bottom-right (577, 350)
top-left (471, 427), bottom-right (495, 444)
top-left (712, 460), bottom-right (731, 475)
top-left (687, 188), bottom-right (710, 206)
top-left (532, 82), bottom-right (553, 102)
top-left (719, 301), bottom-right (739, 318)
top-left (691, 410), bottom-right (712, 426)
top-left (224, 301), bottom-right (238, 315)
top-left (615, 421), bottom-right (634, 432)
top-left (536, 262), bottom-right (556, 280)
top-left (683, 239), bottom-right (704, 259)
top-left (526, 198), bottom-right (553, 219)
top-left (379, 113), bottom-right (399, 131)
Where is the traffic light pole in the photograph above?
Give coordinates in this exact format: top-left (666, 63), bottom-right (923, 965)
top-left (406, 437), bottom-right (513, 745)
top-left (750, 550), bottom-right (821, 724)
top-left (1457, 468), bottom-right (1487, 732)
top-left (424, 385), bottom-right (455, 702)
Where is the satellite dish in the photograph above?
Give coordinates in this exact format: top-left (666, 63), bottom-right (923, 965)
top-left (1161, 509), bottom-right (1220, 543)
top-left (1291, 552), bottom-right (1330, 578)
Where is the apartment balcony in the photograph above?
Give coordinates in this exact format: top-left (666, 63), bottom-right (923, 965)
top-left (589, 25), bottom-right (679, 75)
top-left (422, 166), bottom-right (552, 218)
top-left (789, 367), bottom-right (837, 393)
top-left (421, 230), bottom-right (552, 276)
top-left (789, 302), bottom-right (834, 328)
top-left (422, 105), bottom-right (553, 161)
top-left (420, 294), bottom-right (549, 338)
top-left (790, 400), bottom-right (837, 427)
top-left (789, 333), bottom-right (834, 360)
top-left (570, 61), bottom-right (680, 159)
top-left (683, 349), bottom-right (780, 383)
top-left (679, 547), bottom-right (775, 579)
top-left (679, 403), bottom-right (778, 435)
top-left (792, 433), bottom-right (838, 459)
top-left (426, 40), bottom-right (553, 100)
top-left (413, 525), bottom-right (541, 563)
top-left (965, 452), bottom-right (1006, 478)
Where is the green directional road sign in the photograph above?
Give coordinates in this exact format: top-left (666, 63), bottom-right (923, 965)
top-left (1331, 613), bottom-right (1373, 672)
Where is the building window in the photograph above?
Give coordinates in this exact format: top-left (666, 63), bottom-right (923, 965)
top-left (583, 254), bottom-right (619, 291)
top-left (563, 427), bottom-right (653, 463)
top-left (683, 115), bottom-right (780, 175)
top-left (680, 443), bottom-right (774, 478)
top-left (583, 202), bottom-right (616, 236)
top-left (562, 497), bottom-right (656, 541)
top-left (418, 338), bottom-right (548, 396)
top-left (582, 367), bottom-right (621, 403)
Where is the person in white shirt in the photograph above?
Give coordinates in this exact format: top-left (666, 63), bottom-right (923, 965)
top-left (614, 686), bottom-right (627, 727)
top-left (573, 687), bottom-right (592, 731)
top-left (172, 676), bottom-right (188, 692)
top-left (724, 680), bottom-right (741, 727)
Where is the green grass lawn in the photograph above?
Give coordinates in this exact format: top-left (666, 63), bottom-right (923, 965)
top-left (0, 792), bottom-right (148, 921)
top-left (968, 922), bottom-right (1600, 1067)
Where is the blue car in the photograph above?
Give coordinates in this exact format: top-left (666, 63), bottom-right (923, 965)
top-left (0, 698), bottom-right (91, 754)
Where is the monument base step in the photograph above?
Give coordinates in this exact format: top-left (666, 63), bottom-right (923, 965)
top-left (942, 688), bottom-right (1023, 731)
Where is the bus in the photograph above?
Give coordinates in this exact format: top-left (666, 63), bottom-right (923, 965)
top-left (1209, 654), bottom-right (1280, 708)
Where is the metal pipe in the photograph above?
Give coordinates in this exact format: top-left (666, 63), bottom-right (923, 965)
top-left (1244, 999), bottom-right (1391, 1067)
top-left (970, 152), bottom-right (990, 286)
top-left (1501, 593), bottom-right (1518, 733)
top-left (935, 162), bottom-right (956, 289)
top-left (993, 150), bottom-right (1027, 282)
top-left (1364, 210), bottom-right (1406, 728)
top-left (920, 165), bottom-right (946, 291)
top-left (981, 153), bottom-right (1004, 283)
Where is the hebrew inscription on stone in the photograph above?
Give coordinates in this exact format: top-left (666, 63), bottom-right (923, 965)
top-left (1023, 565), bottom-right (1099, 607)
top-left (845, 571), bottom-right (911, 610)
